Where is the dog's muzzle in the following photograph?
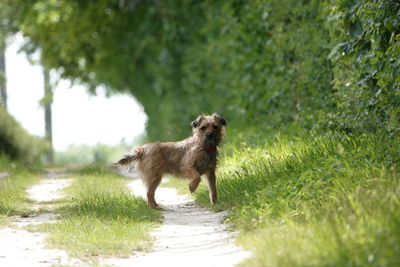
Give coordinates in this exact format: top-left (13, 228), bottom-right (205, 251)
top-left (205, 132), bottom-right (214, 139)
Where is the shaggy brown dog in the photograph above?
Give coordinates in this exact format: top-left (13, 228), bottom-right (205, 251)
top-left (117, 113), bottom-right (226, 209)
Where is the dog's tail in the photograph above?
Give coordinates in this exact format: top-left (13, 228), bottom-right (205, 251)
top-left (117, 154), bottom-right (136, 165)
top-left (116, 147), bottom-right (144, 165)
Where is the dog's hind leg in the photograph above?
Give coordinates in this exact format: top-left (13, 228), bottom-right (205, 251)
top-left (146, 175), bottom-right (162, 209)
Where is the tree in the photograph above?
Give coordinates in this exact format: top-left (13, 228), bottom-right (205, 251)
top-left (0, 0), bottom-right (208, 140)
top-left (0, 43), bottom-right (6, 111)
top-left (43, 67), bottom-right (53, 164)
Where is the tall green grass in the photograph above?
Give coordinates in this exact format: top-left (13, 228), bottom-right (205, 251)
top-left (196, 130), bottom-right (400, 266)
top-left (38, 164), bottom-right (161, 259)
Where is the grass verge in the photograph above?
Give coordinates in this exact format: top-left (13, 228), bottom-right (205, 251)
top-left (0, 154), bottom-right (41, 224)
top-left (195, 129), bottom-right (400, 266)
top-left (36, 164), bottom-right (161, 259)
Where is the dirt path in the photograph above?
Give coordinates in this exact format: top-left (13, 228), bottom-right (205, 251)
top-left (0, 169), bottom-right (83, 267)
top-left (1, 169), bottom-right (250, 266)
top-left (102, 177), bottom-right (251, 267)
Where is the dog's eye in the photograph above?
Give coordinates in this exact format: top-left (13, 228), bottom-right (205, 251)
top-left (200, 126), bottom-right (207, 131)
top-left (213, 125), bottom-right (219, 130)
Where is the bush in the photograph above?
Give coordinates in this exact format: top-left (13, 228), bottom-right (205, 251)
top-left (0, 107), bottom-right (48, 164)
top-left (326, 0), bottom-right (400, 135)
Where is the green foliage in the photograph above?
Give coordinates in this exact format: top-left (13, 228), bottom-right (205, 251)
top-left (327, 0), bottom-right (400, 134)
top-left (179, 0), bottom-right (333, 130)
top-left (1, 1), bottom-right (398, 138)
top-left (0, 107), bottom-right (48, 164)
top-left (0, 0), bottom-right (331, 140)
top-left (196, 129), bottom-right (400, 266)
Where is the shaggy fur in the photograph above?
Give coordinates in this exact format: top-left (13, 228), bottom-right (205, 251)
top-left (117, 113), bottom-right (226, 209)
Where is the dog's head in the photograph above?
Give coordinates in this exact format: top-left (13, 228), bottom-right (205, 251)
top-left (191, 113), bottom-right (227, 148)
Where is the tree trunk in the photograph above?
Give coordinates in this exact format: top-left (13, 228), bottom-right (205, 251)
top-left (44, 68), bottom-right (54, 164)
top-left (0, 46), bottom-right (6, 111)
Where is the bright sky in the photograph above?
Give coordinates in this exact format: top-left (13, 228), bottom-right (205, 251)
top-left (5, 35), bottom-right (147, 152)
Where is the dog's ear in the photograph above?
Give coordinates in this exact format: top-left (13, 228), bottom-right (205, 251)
top-left (191, 115), bottom-right (204, 128)
top-left (212, 113), bottom-right (227, 126)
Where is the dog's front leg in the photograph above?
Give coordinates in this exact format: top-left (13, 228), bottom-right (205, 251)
top-left (206, 171), bottom-right (217, 204)
top-left (189, 177), bottom-right (201, 193)
top-left (182, 167), bottom-right (201, 193)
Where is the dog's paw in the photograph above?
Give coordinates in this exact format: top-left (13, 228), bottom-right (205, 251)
top-left (189, 184), bottom-right (198, 193)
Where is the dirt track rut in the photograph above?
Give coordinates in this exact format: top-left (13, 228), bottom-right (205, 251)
top-left (0, 169), bottom-right (83, 267)
top-left (102, 177), bottom-right (251, 267)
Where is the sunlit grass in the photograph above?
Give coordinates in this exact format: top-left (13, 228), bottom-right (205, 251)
top-left (195, 130), bottom-right (400, 266)
top-left (36, 164), bottom-right (161, 259)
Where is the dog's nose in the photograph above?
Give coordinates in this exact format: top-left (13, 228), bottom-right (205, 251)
top-left (206, 132), bottom-right (213, 138)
